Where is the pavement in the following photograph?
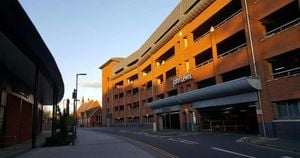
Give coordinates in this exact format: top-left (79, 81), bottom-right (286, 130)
top-left (244, 136), bottom-right (300, 154)
top-left (1, 127), bottom-right (300, 158)
top-left (12, 128), bottom-right (156, 158)
top-left (0, 130), bottom-right (51, 158)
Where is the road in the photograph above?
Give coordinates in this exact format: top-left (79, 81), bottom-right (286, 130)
top-left (92, 127), bottom-right (300, 158)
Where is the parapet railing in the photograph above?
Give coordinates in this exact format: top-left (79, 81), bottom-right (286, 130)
top-left (264, 17), bottom-right (300, 39)
top-left (194, 9), bottom-right (242, 42)
top-left (215, 9), bottom-right (242, 29)
top-left (217, 43), bottom-right (247, 58)
top-left (272, 67), bottom-right (300, 79)
top-left (195, 59), bottom-right (213, 68)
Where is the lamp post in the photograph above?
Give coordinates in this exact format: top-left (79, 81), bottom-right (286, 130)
top-left (73, 73), bottom-right (86, 140)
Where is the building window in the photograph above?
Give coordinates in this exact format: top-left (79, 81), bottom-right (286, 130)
top-left (147, 81), bottom-right (152, 90)
top-left (260, 1), bottom-right (299, 37)
top-left (115, 68), bottom-right (124, 74)
top-left (274, 100), bottom-right (300, 119)
top-left (97, 115), bottom-right (102, 122)
top-left (114, 106), bottom-right (118, 112)
top-left (144, 115), bottom-right (154, 123)
top-left (156, 47), bottom-right (175, 67)
top-left (156, 75), bottom-right (164, 85)
top-left (127, 104), bottom-right (132, 111)
top-left (147, 97), bottom-right (153, 103)
top-left (119, 93), bottom-right (124, 98)
top-left (127, 74), bottom-right (138, 84)
top-left (132, 88), bottom-right (139, 95)
top-left (115, 81), bottom-right (124, 88)
top-left (217, 30), bottom-right (247, 58)
top-left (194, 48), bottom-right (213, 67)
top-left (142, 65), bottom-right (151, 77)
top-left (267, 48), bottom-right (300, 79)
top-left (192, 0), bottom-right (242, 41)
top-left (126, 90), bottom-right (132, 96)
top-left (166, 67), bottom-right (177, 80)
top-left (197, 77), bottom-right (216, 89)
top-left (222, 66), bottom-right (251, 82)
top-left (127, 59), bottom-right (138, 67)
top-left (157, 94), bottom-right (164, 100)
top-left (168, 89), bottom-right (178, 97)
top-left (133, 102), bottom-right (139, 110)
top-left (119, 105), bottom-right (124, 111)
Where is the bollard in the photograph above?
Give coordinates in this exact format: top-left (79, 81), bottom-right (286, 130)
top-left (153, 122), bottom-right (157, 132)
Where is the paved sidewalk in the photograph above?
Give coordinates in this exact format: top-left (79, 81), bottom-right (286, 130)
top-left (15, 128), bottom-right (155, 158)
top-left (0, 130), bottom-right (51, 158)
top-left (245, 136), bottom-right (300, 154)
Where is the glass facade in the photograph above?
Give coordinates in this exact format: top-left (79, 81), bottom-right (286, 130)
top-left (274, 100), bottom-right (300, 119)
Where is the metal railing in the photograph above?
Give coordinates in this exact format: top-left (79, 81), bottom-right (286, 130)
top-left (265, 17), bottom-right (300, 38)
top-left (272, 67), bottom-right (300, 79)
top-left (215, 9), bottom-right (242, 29)
top-left (194, 9), bottom-right (242, 42)
top-left (194, 30), bottom-right (210, 42)
top-left (201, 120), bottom-right (249, 132)
top-left (195, 59), bottom-right (213, 68)
top-left (217, 43), bottom-right (247, 58)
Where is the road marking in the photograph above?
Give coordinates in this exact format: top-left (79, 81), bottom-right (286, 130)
top-left (168, 138), bottom-right (199, 145)
top-left (116, 135), bottom-right (178, 158)
top-left (281, 156), bottom-right (294, 158)
top-left (236, 136), bottom-right (249, 143)
top-left (211, 147), bottom-right (256, 158)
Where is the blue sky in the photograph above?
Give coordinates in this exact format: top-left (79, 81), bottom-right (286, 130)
top-left (19, 0), bottom-right (180, 107)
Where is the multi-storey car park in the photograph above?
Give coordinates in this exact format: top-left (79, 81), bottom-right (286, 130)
top-left (100, 0), bottom-right (300, 140)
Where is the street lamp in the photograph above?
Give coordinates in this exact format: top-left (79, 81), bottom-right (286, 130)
top-left (73, 73), bottom-right (86, 141)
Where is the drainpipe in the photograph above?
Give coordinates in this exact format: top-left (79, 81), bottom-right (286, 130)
top-left (244, 0), bottom-right (266, 138)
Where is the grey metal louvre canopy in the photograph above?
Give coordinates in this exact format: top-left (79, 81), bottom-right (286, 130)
top-left (147, 77), bottom-right (261, 109)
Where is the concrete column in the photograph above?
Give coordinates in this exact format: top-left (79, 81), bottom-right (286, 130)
top-left (52, 88), bottom-right (57, 136)
top-left (32, 68), bottom-right (39, 148)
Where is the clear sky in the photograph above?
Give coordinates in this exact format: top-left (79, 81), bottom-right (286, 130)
top-left (19, 0), bottom-right (180, 107)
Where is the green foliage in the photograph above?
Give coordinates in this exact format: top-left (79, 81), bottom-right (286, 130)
top-left (44, 111), bottom-right (75, 147)
top-left (44, 133), bottom-right (72, 147)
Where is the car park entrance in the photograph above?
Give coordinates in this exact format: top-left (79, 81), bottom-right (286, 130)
top-left (198, 103), bottom-right (258, 134)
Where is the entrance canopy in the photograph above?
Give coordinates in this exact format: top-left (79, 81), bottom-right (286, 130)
top-left (0, 0), bottom-right (64, 104)
top-left (148, 77), bottom-right (261, 109)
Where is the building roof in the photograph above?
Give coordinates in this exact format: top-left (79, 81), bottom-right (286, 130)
top-left (77, 100), bottom-right (100, 116)
top-left (86, 107), bottom-right (100, 118)
top-left (0, 0), bottom-right (64, 104)
top-left (99, 57), bottom-right (124, 70)
top-left (100, 0), bottom-right (215, 79)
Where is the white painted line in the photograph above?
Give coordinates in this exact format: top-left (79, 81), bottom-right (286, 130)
top-left (168, 138), bottom-right (199, 145)
top-left (211, 147), bottom-right (256, 158)
top-left (236, 136), bottom-right (248, 143)
top-left (281, 156), bottom-right (294, 158)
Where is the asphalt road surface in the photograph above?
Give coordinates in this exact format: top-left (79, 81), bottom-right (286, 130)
top-left (92, 127), bottom-right (300, 158)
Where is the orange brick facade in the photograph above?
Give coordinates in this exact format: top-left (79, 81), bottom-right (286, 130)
top-left (100, 0), bottom-right (300, 139)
